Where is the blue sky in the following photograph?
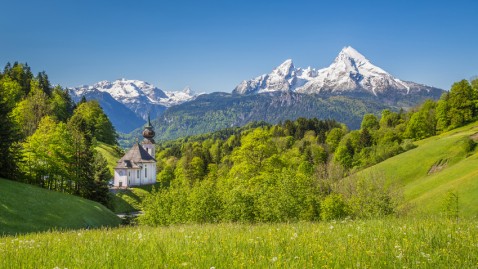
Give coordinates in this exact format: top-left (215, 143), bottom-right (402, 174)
top-left (1, 0), bottom-right (477, 92)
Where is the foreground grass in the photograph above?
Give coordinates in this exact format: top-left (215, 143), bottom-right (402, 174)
top-left (0, 178), bottom-right (121, 235)
top-left (1, 218), bottom-right (477, 268)
top-left (111, 183), bottom-right (160, 213)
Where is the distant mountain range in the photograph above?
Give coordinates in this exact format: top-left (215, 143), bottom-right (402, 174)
top-left (68, 79), bottom-right (200, 133)
top-left (69, 46), bottom-right (445, 139)
top-left (233, 46), bottom-right (442, 103)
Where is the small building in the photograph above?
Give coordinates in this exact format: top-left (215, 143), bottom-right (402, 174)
top-left (113, 116), bottom-right (156, 188)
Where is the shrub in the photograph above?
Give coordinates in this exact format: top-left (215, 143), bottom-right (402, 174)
top-left (320, 193), bottom-right (348, 221)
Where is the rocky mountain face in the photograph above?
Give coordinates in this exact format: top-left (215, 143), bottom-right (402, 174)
top-left (233, 46), bottom-right (443, 104)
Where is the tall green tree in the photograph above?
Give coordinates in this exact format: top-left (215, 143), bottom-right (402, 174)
top-left (91, 152), bottom-right (112, 207)
top-left (361, 114), bottom-right (379, 130)
top-left (448, 80), bottom-right (474, 128)
top-left (2, 62), bottom-right (33, 97)
top-left (11, 79), bottom-right (51, 138)
top-left (50, 86), bottom-right (75, 122)
top-left (405, 100), bottom-right (437, 140)
top-left (0, 85), bottom-right (20, 179)
top-left (68, 100), bottom-right (117, 145)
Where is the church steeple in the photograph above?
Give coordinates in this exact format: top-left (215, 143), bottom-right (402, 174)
top-left (141, 113), bottom-right (156, 158)
top-left (142, 113), bottom-right (155, 143)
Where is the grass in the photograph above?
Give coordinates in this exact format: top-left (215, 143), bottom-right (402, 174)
top-left (110, 183), bottom-right (161, 213)
top-left (1, 218), bottom-right (477, 268)
top-left (359, 121), bottom-right (478, 217)
top-left (95, 142), bottom-right (122, 174)
top-left (0, 178), bottom-right (121, 235)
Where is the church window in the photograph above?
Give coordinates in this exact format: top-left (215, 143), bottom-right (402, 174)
top-left (145, 167), bottom-right (147, 177)
top-left (137, 170), bottom-right (140, 178)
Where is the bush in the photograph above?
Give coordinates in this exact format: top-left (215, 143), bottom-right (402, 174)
top-left (320, 193), bottom-right (348, 221)
top-left (336, 172), bottom-right (400, 219)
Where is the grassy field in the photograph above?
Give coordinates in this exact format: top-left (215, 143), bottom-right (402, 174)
top-left (358, 122), bottom-right (478, 218)
top-left (1, 218), bottom-right (477, 268)
top-left (0, 178), bottom-right (121, 235)
top-left (110, 183), bottom-right (160, 213)
top-left (95, 142), bottom-right (123, 174)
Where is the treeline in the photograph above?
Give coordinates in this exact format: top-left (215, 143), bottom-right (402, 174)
top-left (140, 78), bottom-right (478, 225)
top-left (334, 79), bottom-right (478, 170)
top-left (140, 118), bottom-right (399, 225)
top-left (0, 62), bottom-right (117, 206)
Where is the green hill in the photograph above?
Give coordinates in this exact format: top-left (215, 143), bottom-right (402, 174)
top-left (0, 178), bottom-right (121, 235)
top-left (358, 121), bottom-right (478, 217)
top-left (95, 142), bottom-right (123, 173)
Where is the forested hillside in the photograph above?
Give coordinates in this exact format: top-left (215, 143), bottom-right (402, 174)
top-left (120, 92), bottom-right (392, 145)
top-left (0, 63), bottom-right (118, 207)
top-left (140, 79), bottom-right (478, 225)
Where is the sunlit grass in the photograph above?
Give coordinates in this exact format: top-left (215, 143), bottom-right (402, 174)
top-left (359, 121), bottom-right (478, 217)
top-left (0, 178), bottom-right (120, 235)
top-left (1, 218), bottom-right (477, 268)
top-left (110, 183), bottom-right (160, 213)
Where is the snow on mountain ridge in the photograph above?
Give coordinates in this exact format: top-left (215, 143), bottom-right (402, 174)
top-left (233, 46), bottom-right (441, 96)
top-left (69, 79), bottom-right (201, 121)
top-left (71, 79), bottom-right (198, 107)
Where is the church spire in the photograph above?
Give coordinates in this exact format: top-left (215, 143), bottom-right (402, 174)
top-left (146, 113), bottom-right (152, 128)
top-left (142, 113), bottom-right (155, 143)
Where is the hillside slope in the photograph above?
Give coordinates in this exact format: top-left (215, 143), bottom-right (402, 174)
top-left (0, 178), bottom-right (121, 235)
top-left (95, 142), bottom-right (123, 174)
top-left (120, 92), bottom-right (391, 144)
top-left (359, 122), bottom-right (478, 217)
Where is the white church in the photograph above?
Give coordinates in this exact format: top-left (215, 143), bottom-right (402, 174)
top-left (113, 116), bottom-right (157, 188)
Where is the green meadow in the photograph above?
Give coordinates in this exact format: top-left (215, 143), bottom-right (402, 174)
top-left (358, 122), bottom-right (478, 217)
top-left (0, 178), bottom-right (120, 235)
top-left (1, 219), bottom-right (477, 268)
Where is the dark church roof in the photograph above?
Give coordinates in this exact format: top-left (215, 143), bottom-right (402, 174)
top-left (115, 143), bottom-right (156, 169)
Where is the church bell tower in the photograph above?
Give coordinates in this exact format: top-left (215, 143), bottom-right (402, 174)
top-left (141, 114), bottom-right (156, 158)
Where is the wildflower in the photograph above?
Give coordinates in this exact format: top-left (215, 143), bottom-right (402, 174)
top-left (271, 256), bottom-right (278, 262)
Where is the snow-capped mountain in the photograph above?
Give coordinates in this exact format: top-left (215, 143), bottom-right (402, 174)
top-left (233, 46), bottom-right (442, 98)
top-left (70, 79), bottom-right (200, 121)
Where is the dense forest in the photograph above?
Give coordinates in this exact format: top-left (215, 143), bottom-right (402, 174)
top-left (0, 63), bottom-right (118, 207)
top-left (140, 78), bottom-right (478, 225)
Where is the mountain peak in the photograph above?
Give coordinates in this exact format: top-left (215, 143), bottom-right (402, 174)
top-left (338, 46), bottom-right (367, 62)
top-left (233, 46), bottom-right (443, 97)
top-left (273, 59), bottom-right (295, 77)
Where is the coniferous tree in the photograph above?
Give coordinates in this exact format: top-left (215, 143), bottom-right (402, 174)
top-left (91, 152), bottom-right (112, 207)
top-left (36, 71), bottom-right (51, 96)
top-left (0, 86), bottom-right (20, 179)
